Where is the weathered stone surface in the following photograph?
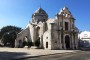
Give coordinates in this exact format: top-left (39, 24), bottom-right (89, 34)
top-left (15, 6), bottom-right (78, 50)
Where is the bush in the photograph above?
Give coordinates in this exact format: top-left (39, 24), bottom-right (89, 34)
top-left (23, 41), bottom-right (27, 46)
top-left (27, 42), bottom-right (33, 48)
top-left (23, 41), bottom-right (33, 48)
top-left (35, 38), bottom-right (40, 47)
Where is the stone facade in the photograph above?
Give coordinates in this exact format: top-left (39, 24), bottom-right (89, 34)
top-left (15, 6), bottom-right (79, 50)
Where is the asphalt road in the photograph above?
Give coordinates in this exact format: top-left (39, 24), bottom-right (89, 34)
top-left (18, 51), bottom-right (90, 60)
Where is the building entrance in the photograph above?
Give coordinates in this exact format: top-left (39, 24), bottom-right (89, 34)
top-left (65, 35), bottom-right (70, 49)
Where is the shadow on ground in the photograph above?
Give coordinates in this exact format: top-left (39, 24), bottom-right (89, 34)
top-left (0, 51), bottom-right (29, 60)
top-left (79, 48), bottom-right (90, 51)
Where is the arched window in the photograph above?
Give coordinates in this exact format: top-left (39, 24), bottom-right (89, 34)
top-left (37, 27), bottom-right (40, 37)
top-left (65, 22), bottom-right (68, 30)
top-left (43, 19), bottom-right (45, 22)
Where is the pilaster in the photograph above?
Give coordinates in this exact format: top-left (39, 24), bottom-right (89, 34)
top-left (63, 35), bottom-right (66, 49)
top-left (59, 33), bottom-right (62, 49)
top-left (72, 34), bottom-right (74, 49)
top-left (75, 33), bottom-right (78, 49)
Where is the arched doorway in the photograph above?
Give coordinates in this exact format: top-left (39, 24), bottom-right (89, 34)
top-left (46, 42), bottom-right (48, 48)
top-left (36, 27), bottom-right (40, 37)
top-left (35, 37), bottom-right (40, 48)
top-left (65, 35), bottom-right (70, 49)
top-left (22, 36), bottom-right (28, 47)
top-left (18, 40), bottom-right (22, 48)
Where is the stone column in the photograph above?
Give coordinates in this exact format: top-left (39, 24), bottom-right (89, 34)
top-left (49, 23), bottom-right (55, 49)
top-left (63, 35), bottom-right (66, 49)
top-left (59, 33), bottom-right (62, 49)
top-left (39, 35), bottom-right (43, 48)
top-left (70, 35), bottom-right (72, 49)
top-left (32, 25), bottom-right (36, 46)
top-left (28, 27), bottom-right (32, 42)
top-left (75, 33), bottom-right (78, 49)
top-left (39, 22), bottom-right (46, 48)
top-left (72, 34), bottom-right (74, 49)
top-left (32, 25), bottom-right (36, 42)
top-left (15, 40), bottom-right (18, 48)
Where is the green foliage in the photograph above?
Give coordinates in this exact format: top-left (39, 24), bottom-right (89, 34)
top-left (27, 42), bottom-right (33, 47)
top-left (0, 25), bottom-right (22, 39)
top-left (23, 41), bottom-right (33, 48)
top-left (0, 25), bottom-right (22, 47)
top-left (2, 33), bottom-right (9, 46)
top-left (23, 41), bottom-right (27, 46)
top-left (35, 37), bottom-right (40, 47)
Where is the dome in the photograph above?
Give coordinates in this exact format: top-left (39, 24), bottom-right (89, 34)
top-left (34, 7), bottom-right (48, 15)
top-left (32, 7), bottom-right (48, 23)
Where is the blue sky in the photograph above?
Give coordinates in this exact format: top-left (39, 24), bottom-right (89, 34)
top-left (0, 0), bottom-right (90, 31)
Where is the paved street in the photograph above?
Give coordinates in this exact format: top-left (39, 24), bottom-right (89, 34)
top-left (0, 47), bottom-right (79, 60)
top-left (20, 51), bottom-right (90, 60)
top-left (0, 47), bottom-right (90, 60)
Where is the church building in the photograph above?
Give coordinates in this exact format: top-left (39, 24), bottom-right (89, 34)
top-left (15, 6), bottom-right (79, 50)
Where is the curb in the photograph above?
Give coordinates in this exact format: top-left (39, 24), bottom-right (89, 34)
top-left (11, 51), bottom-right (80, 60)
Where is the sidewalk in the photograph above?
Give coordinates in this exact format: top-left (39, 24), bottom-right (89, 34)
top-left (0, 47), bottom-right (80, 60)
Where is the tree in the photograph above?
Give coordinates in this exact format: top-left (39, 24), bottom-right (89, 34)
top-left (2, 33), bottom-right (9, 46)
top-left (0, 26), bottom-right (22, 47)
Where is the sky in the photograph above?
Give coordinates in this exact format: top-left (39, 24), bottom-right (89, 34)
top-left (0, 0), bottom-right (90, 31)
